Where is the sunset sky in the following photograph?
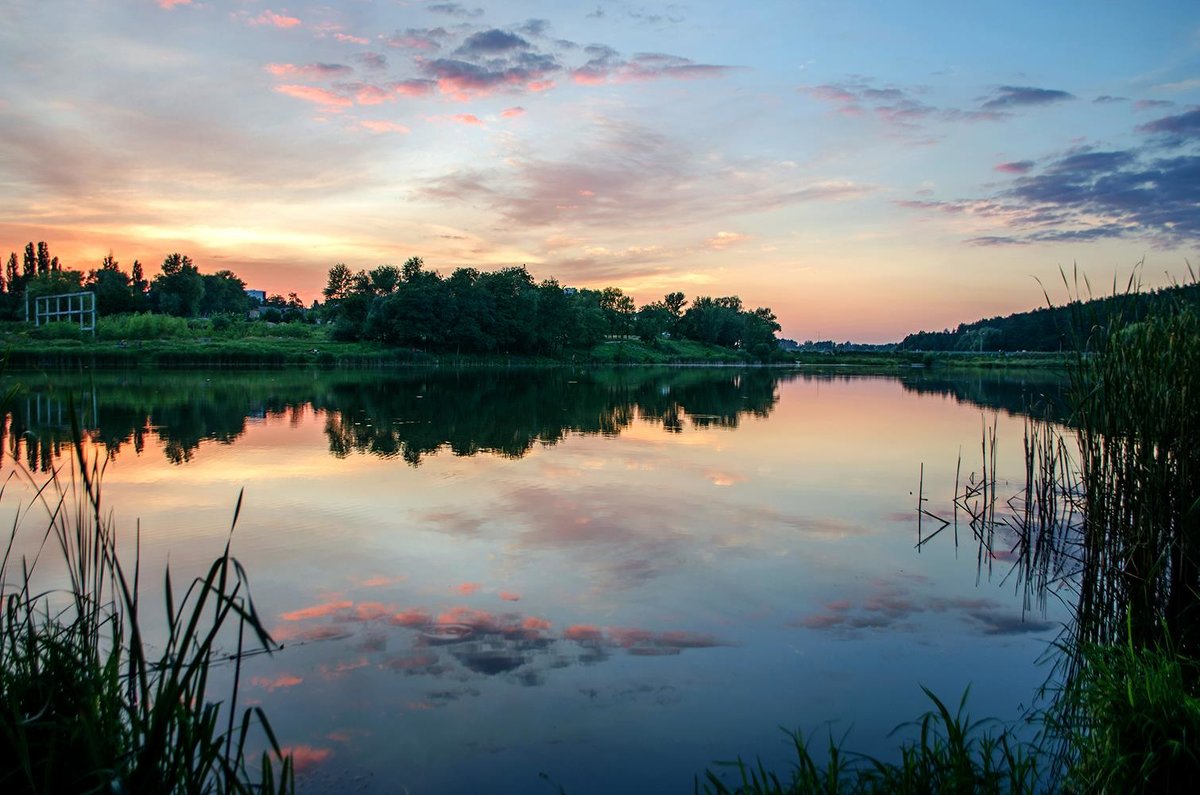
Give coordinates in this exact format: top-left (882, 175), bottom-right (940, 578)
top-left (1, 1), bottom-right (1197, 341)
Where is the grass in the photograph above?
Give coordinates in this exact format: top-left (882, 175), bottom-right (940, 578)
top-left (0, 399), bottom-right (293, 792)
top-left (699, 687), bottom-right (1040, 795)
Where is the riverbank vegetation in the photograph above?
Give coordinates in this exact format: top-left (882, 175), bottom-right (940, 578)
top-left (0, 411), bottom-right (294, 792)
top-left (702, 276), bottom-right (1200, 793)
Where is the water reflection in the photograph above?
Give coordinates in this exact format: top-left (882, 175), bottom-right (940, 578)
top-left (0, 366), bottom-right (1071, 794)
top-left (3, 367), bottom-right (1064, 470)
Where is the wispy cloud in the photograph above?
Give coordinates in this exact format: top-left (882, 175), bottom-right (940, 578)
top-left (704, 231), bottom-right (750, 250)
top-left (273, 84), bottom-right (352, 109)
top-left (157, 0), bottom-right (191, 8)
top-left (428, 2), bottom-right (483, 18)
top-left (361, 120), bottom-right (410, 134)
top-left (247, 9), bottom-right (302, 29)
top-left (265, 62), bottom-right (352, 79)
top-left (500, 106), bottom-right (526, 118)
top-left (980, 85), bottom-right (1074, 109)
top-left (994, 160), bottom-right (1034, 174)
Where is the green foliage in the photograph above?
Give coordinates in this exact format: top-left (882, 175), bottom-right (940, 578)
top-left (0, 404), bottom-right (293, 793)
top-left (151, 253), bottom-right (205, 317)
top-left (700, 688), bottom-right (1040, 795)
top-left (98, 312), bottom-right (196, 340)
top-left (1053, 630), bottom-right (1200, 793)
top-left (319, 262), bottom-right (781, 356)
top-left (898, 280), bottom-right (1200, 352)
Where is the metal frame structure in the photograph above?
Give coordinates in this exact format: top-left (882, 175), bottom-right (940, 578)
top-left (27, 290), bottom-right (96, 335)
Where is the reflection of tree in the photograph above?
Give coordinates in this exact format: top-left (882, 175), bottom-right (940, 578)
top-left (315, 368), bottom-right (785, 466)
top-left (896, 371), bottom-right (1069, 421)
top-left (1, 368), bottom-right (1066, 470)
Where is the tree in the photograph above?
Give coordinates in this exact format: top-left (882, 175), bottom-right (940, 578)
top-left (36, 242), bottom-right (50, 275)
top-left (369, 265), bottom-right (402, 295)
top-left (323, 263), bottom-right (354, 302)
top-left (599, 287), bottom-right (636, 336)
top-left (150, 253), bottom-right (204, 317)
top-left (200, 270), bottom-right (250, 316)
top-left (85, 253), bottom-right (137, 315)
top-left (23, 243), bottom-right (35, 280)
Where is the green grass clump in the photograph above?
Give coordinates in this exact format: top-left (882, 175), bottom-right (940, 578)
top-left (700, 688), bottom-right (1040, 795)
top-left (98, 312), bottom-right (197, 341)
top-left (0, 420), bottom-right (293, 792)
top-left (1052, 627), bottom-right (1200, 793)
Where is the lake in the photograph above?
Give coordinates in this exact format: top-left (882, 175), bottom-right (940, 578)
top-left (1, 367), bottom-right (1070, 794)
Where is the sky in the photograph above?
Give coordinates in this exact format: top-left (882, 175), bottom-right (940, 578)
top-left (1, 0), bottom-right (1198, 342)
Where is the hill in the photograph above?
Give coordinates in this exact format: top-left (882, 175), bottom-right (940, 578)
top-left (897, 281), bottom-right (1199, 352)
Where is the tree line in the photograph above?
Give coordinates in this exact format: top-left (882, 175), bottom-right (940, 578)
top-left (1, 243), bottom-right (782, 357)
top-left (0, 242), bottom-right (269, 321)
top-left (897, 282), bottom-right (1200, 352)
top-left (321, 258), bottom-right (782, 358)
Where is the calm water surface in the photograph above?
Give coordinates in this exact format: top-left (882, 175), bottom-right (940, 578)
top-left (3, 367), bottom-right (1069, 794)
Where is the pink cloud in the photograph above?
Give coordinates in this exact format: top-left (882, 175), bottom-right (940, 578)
top-left (249, 10), bottom-right (301, 29)
top-left (522, 616), bottom-right (551, 630)
top-left (455, 581), bottom-right (481, 594)
top-left (500, 106), bottom-right (526, 118)
top-left (571, 71), bottom-right (608, 86)
top-left (388, 609), bottom-right (431, 628)
top-left (251, 673), bottom-right (303, 691)
top-left (274, 84), bottom-right (352, 109)
top-left (451, 114), bottom-right (484, 126)
top-left (392, 79), bottom-right (436, 97)
top-left (498, 590), bottom-right (521, 601)
top-left (265, 62), bottom-right (352, 79)
top-left (351, 602), bottom-right (394, 621)
top-left (318, 658), bottom-right (370, 678)
top-left (359, 575), bottom-right (402, 587)
top-left (361, 120), bottom-right (410, 134)
top-left (281, 745), bottom-right (332, 773)
top-left (280, 599), bottom-right (353, 621)
top-left (564, 624), bottom-right (603, 642)
top-left (353, 84), bottom-right (393, 105)
top-left (527, 80), bottom-right (555, 92)
top-left (157, 0), bottom-right (191, 8)
top-left (994, 160), bottom-right (1035, 174)
top-left (335, 32), bottom-right (370, 45)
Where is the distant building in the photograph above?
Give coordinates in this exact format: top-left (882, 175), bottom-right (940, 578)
top-left (245, 289), bottom-right (266, 304)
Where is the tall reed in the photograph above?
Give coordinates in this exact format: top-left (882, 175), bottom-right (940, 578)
top-left (0, 406), bottom-right (293, 793)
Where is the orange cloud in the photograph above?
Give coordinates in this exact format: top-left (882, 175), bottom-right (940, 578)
top-left (705, 231), bottom-right (751, 250)
top-left (455, 582), bottom-right (481, 594)
top-left (249, 10), bottom-right (301, 28)
top-left (451, 114), bottom-right (484, 126)
top-left (564, 624), bottom-right (603, 642)
top-left (274, 84), bottom-right (351, 109)
top-left (359, 575), bottom-right (403, 587)
top-left (251, 673), bottom-right (303, 691)
top-left (281, 745), bottom-right (332, 772)
top-left (352, 602), bottom-right (394, 621)
top-left (361, 119), bottom-right (410, 134)
top-left (318, 658), bottom-right (369, 678)
top-left (388, 609), bottom-right (431, 628)
top-left (522, 616), bottom-right (551, 630)
top-left (500, 106), bottom-right (526, 118)
top-left (498, 590), bottom-right (521, 601)
top-left (280, 599), bottom-right (353, 621)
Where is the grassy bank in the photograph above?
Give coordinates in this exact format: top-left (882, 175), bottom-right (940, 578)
top-left (1, 317), bottom-right (1072, 370)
